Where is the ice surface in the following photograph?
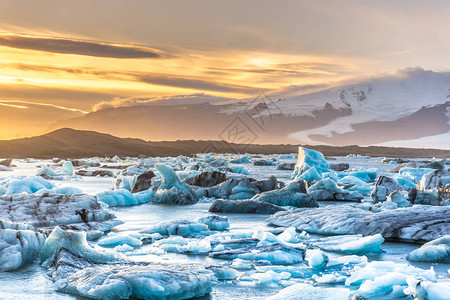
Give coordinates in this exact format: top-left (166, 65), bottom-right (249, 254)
top-left (195, 215), bottom-right (230, 231)
top-left (230, 156), bottom-right (251, 164)
top-left (349, 169), bottom-right (378, 182)
top-left (45, 240), bottom-right (213, 299)
top-left (97, 188), bottom-right (153, 206)
top-left (152, 163), bottom-right (199, 205)
top-left (208, 266), bottom-right (238, 280)
top-left (251, 180), bottom-right (318, 207)
top-left (268, 205), bottom-right (450, 242)
top-left (98, 232), bottom-right (143, 247)
top-left (346, 261), bottom-right (437, 298)
top-left (141, 220), bottom-right (210, 237)
top-left (314, 234), bottom-right (384, 255)
top-left (407, 235), bottom-right (450, 263)
top-left (0, 222), bottom-right (45, 271)
top-left (267, 283), bottom-right (349, 300)
top-left (210, 243), bottom-right (305, 265)
top-left (251, 269), bottom-right (291, 285)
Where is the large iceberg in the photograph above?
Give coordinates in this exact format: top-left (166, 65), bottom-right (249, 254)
top-left (416, 169), bottom-right (450, 190)
top-left (291, 147), bottom-right (330, 182)
top-left (43, 227), bottom-right (213, 300)
top-left (268, 204), bottom-right (450, 243)
top-left (152, 164), bottom-right (199, 205)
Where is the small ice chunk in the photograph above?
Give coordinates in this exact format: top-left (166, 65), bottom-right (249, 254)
top-left (314, 234), bottom-right (384, 255)
top-left (114, 244), bottom-right (134, 252)
top-left (230, 258), bottom-right (254, 270)
top-left (209, 266), bottom-right (238, 280)
top-left (407, 235), bottom-right (450, 263)
top-left (195, 215), bottom-right (230, 231)
top-left (98, 233), bottom-right (143, 247)
top-left (251, 270), bottom-right (291, 285)
top-left (404, 278), bottom-right (450, 300)
top-left (346, 261), bottom-right (436, 298)
top-left (97, 189), bottom-right (153, 206)
top-left (315, 274), bottom-right (347, 284)
top-left (278, 227), bottom-right (308, 243)
top-left (141, 220), bottom-right (210, 237)
top-left (306, 249), bottom-right (328, 269)
top-left (267, 283), bottom-right (349, 300)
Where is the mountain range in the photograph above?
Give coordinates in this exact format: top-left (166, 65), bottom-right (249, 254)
top-left (46, 68), bottom-right (450, 150)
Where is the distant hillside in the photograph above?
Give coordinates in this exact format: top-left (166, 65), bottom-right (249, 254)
top-left (0, 128), bottom-right (449, 159)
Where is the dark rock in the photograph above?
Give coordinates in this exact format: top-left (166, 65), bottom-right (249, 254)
top-left (423, 161), bottom-right (445, 170)
top-left (310, 190), bottom-right (363, 202)
top-left (131, 170), bottom-right (156, 193)
top-left (276, 163), bottom-right (296, 170)
top-left (387, 162), bottom-right (417, 173)
top-left (329, 163), bottom-right (350, 171)
top-left (408, 189), bottom-right (442, 206)
top-left (76, 169), bottom-right (115, 177)
top-left (0, 158), bottom-right (12, 167)
top-left (251, 180), bottom-right (317, 208)
top-left (203, 176), bottom-right (281, 199)
top-left (209, 199), bottom-right (285, 214)
top-left (192, 171), bottom-right (227, 187)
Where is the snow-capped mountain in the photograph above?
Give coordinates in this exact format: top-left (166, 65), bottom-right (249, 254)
top-left (47, 68), bottom-right (450, 149)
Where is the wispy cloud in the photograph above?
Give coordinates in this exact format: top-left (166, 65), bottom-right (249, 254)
top-left (0, 33), bottom-right (164, 59)
top-left (1, 62), bottom-right (266, 94)
top-left (0, 99), bottom-right (88, 113)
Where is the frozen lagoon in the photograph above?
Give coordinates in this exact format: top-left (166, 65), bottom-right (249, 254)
top-left (0, 152), bottom-right (449, 299)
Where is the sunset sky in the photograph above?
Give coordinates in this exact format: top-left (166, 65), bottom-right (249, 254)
top-left (0, 0), bottom-right (449, 139)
